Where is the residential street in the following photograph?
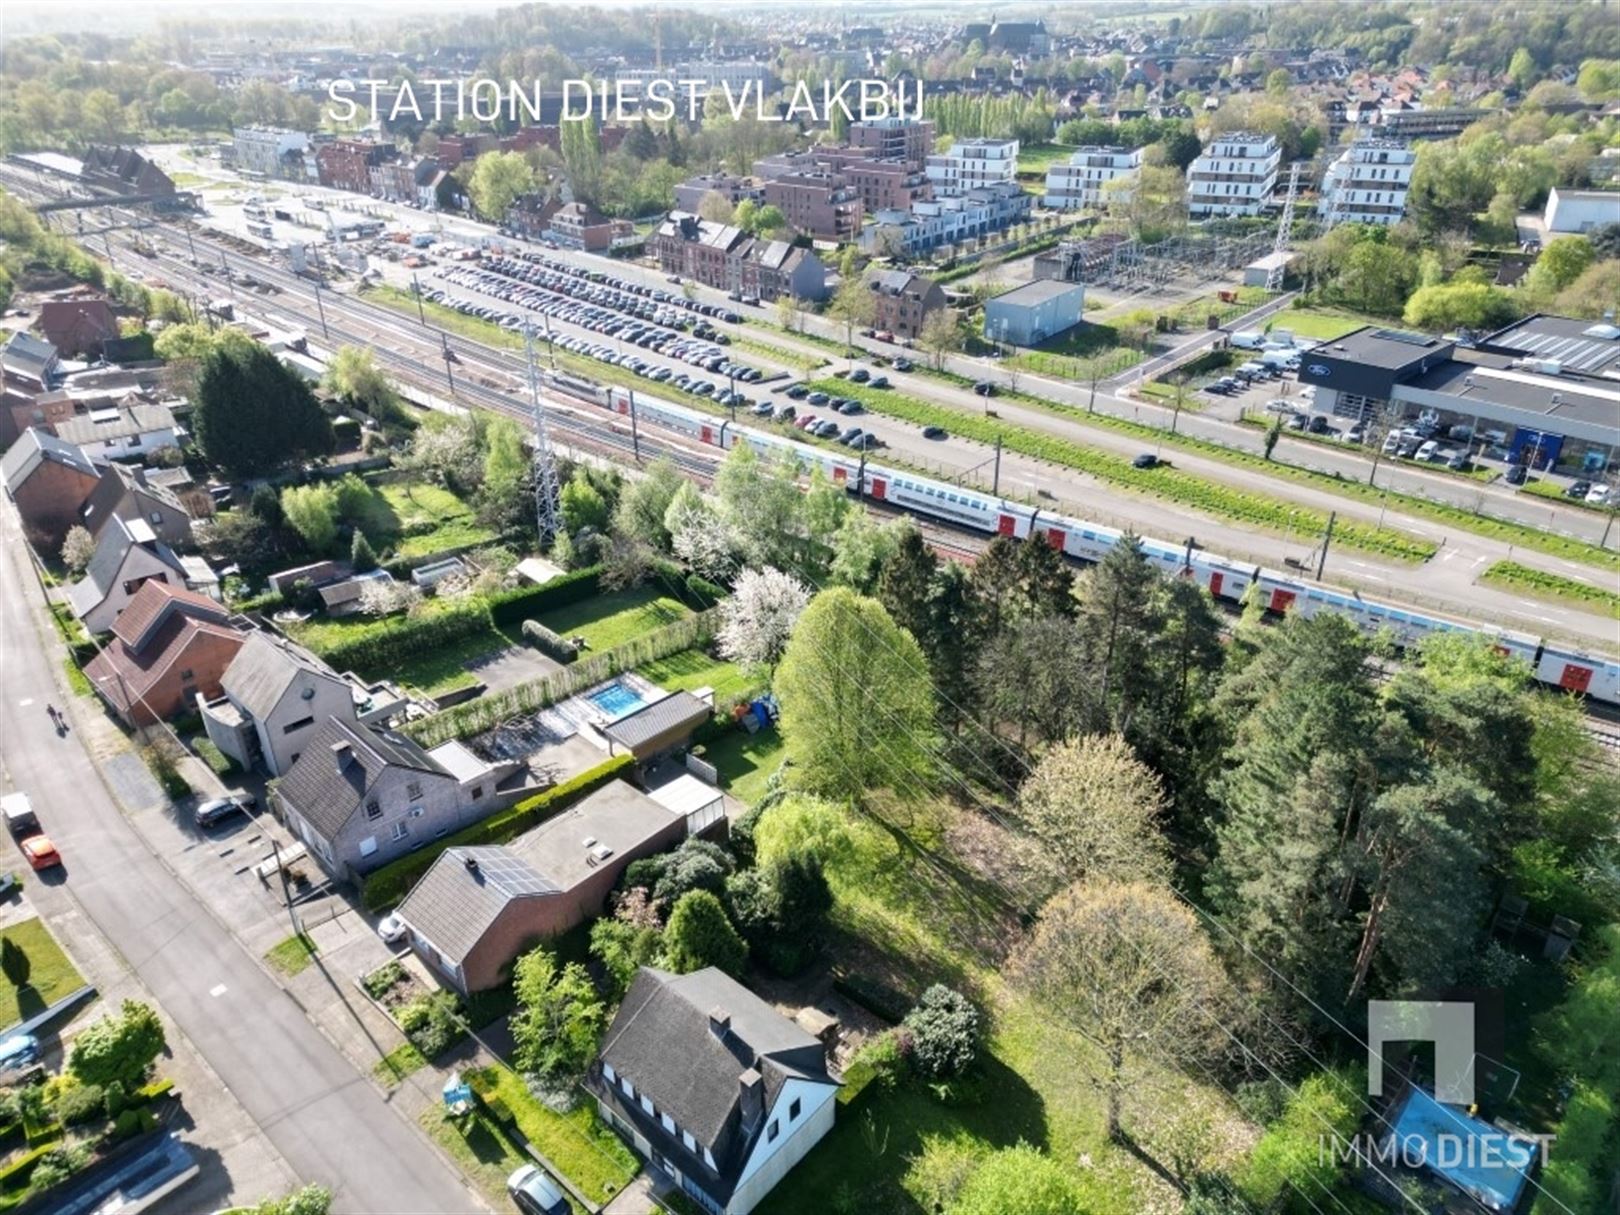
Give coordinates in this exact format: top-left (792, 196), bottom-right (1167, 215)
top-left (0, 498), bottom-right (486, 1215)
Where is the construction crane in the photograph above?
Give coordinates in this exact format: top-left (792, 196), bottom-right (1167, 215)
top-left (1267, 160), bottom-right (1306, 291)
top-left (523, 321), bottom-right (563, 545)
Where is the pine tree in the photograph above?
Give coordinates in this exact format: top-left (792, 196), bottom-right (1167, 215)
top-left (350, 529), bottom-right (378, 574)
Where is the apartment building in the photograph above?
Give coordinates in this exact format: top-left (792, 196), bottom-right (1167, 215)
top-left (674, 173), bottom-right (767, 215)
top-left (316, 140), bottom-right (396, 194)
top-left (926, 138), bottom-right (1019, 196)
top-left (761, 172), bottom-right (862, 243)
top-left (1317, 140), bottom-right (1415, 227)
top-left (1186, 132), bottom-right (1281, 218)
top-left (232, 126), bottom-right (310, 179)
top-left (1044, 146), bottom-right (1143, 210)
top-left (849, 116), bottom-right (937, 171)
top-left (860, 182), bottom-right (1031, 257)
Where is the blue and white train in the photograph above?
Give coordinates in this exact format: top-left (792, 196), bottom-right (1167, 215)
top-left (564, 379), bottom-right (1620, 708)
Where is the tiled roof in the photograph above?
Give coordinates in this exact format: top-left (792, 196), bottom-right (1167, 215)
top-left (396, 846), bottom-right (555, 963)
top-left (84, 612), bottom-right (244, 715)
top-left (110, 579), bottom-right (228, 651)
top-left (221, 632), bottom-right (340, 724)
top-left (276, 718), bottom-right (446, 839)
top-left (600, 691), bottom-right (711, 754)
top-left (55, 402), bottom-right (176, 446)
top-left (0, 427), bottom-right (97, 490)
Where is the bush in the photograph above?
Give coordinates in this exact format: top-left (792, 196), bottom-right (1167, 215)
top-left (315, 597), bottom-right (493, 675)
top-left (362, 961), bottom-right (406, 1001)
top-left (486, 565), bottom-right (604, 627)
top-left (652, 839), bottom-right (734, 907)
top-left (399, 991), bottom-right (465, 1059)
top-left (361, 753), bottom-right (634, 910)
top-left (684, 573), bottom-right (725, 608)
top-left (521, 619), bottom-right (579, 663)
top-left (0, 1142), bottom-right (57, 1191)
top-left (26, 1143), bottom-right (89, 1192)
top-left (142, 745), bottom-right (191, 801)
top-left (189, 736), bottom-right (237, 777)
top-left (833, 973), bottom-right (911, 1025)
top-left (50, 1080), bottom-right (104, 1127)
top-left (661, 890), bottom-right (747, 977)
top-left (843, 1030), bottom-right (906, 1097)
top-left (901, 985), bottom-right (981, 1080)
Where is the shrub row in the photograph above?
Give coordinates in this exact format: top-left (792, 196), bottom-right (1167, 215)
top-left (1481, 561), bottom-right (1620, 621)
top-left (0, 1141), bottom-right (58, 1191)
top-left (521, 619), bottom-right (579, 662)
top-left (486, 565), bottom-right (603, 627)
top-left (404, 608), bottom-right (719, 748)
top-left (832, 972), bottom-right (911, 1025)
top-left (314, 597), bottom-right (492, 674)
top-left (810, 379), bottom-right (1437, 563)
top-left (360, 753), bottom-right (634, 910)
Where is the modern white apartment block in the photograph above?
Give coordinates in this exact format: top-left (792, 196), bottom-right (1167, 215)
top-left (1186, 132), bottom-right (1281, 218)
top-left (926, 138), bottom-right (1019, 196)
top-left (232, 126), bottom-right (310, 180)
top-left (1318, 140), bottom-right (1415, 227)
top-left (1044, 146), bottom-right (1143, 210)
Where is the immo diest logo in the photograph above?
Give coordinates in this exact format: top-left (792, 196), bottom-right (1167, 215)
top-left (1367, 1000), bottom-right (1476, 1104)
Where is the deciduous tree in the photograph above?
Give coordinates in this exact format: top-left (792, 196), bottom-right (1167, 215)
top-left (68, 1000), bottom-right (166, 1091)
top-left (510, 946), bottom-right (605, 1081)
top-left (1016, 734), bottom-right (1171, 888)
top-left (717, 566), bottom-right (810, 670)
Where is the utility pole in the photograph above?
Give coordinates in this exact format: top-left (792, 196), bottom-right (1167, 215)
top-left (1317, 511), bottom-right (1336, 580)
top-left (412, 272), bottom-right (428, 326)
top-left (440, 333), bottom-right (457, 395)
top-left (992, 435), bottom-right (1002, 495)
top-left (312, 276), bottom-right (330, 340)
top-left (523, 321), bottom-right (563, 544)
top-left (628, 388), bottom-right (641, 460)
top-left (856, 448), bottom-right (868, 499)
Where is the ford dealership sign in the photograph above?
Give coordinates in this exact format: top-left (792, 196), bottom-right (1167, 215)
top-left (1306, 363), bottom-right (1331, 377)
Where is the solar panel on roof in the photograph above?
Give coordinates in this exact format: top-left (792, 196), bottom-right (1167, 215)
top-left (463, 851), bottom-right (551, 896)
top-left (1370, 329), bottom-right (1436, 347)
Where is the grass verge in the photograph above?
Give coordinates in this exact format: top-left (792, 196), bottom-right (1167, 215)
top-left (467, 1066), bottom-right (638, 1205)
top-left (373, 1042), bottom-right (428, 1089)
top-left (265, 933), bottom-right (319, 978)
top-left (0, 919), bottom-right (86, 1028)
top-left (1481, 561), bottom-right (1620, 620)
top-left (1522, 478), bottom-right (1618, 514)
top-left (809, 378), bottom-right (1436, 562)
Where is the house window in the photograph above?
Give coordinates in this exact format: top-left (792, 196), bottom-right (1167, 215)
top-left (359, 836), bottom-right (377, 857)
top-left (149, 512), bottom-right (162, 524)
top-left (390, 821), bottom-right (409, 842)
top-left (365, 798), bottom-right (382, 820)
top-left (661, 1112), bottom-right (676, 1133)
top-left (789, 1097), bottom-right (801, 1122)
top-left (766, 1119), bottom-right (779, 1143)
top-left (682, 1130), bottom-right (696, 1152)
top-left (283, 716), bottom-right (315, 734)
top-left (602, 1063), bottom-right (615, 1083)
top-left (406, 780), bottom-right (422, 801)
top-left (640, 1095), bottom-right (654, 1116)
top-left (621, 1076), bottom-right (634, 1099)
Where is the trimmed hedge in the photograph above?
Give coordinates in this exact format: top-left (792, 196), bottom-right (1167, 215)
top-left (361, 753), bottom-right (634, 910)
top-left (487, 565), bottom-right (604, 627)
top-left (833, 972), bottom-right (910, 1025)
top-left (0, 1141), bottom-right (58, 1191)
top-left (522, 619), bottom-right (579, 662)
top-left (317, 597), bottom-right (493, 674)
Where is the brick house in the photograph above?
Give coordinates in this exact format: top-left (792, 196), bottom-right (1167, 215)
top-left (316, 140), bottom-right (397, 194)
top-left (550, 202), bottom-right (634, 252)
top-left (760, 173), bottom-right (862, 243)
top-left (866, 269), bottom-right (947, 339)
top-left (653, 214), bottom-right (828, 302)
top-left (39, 297), bottom-right (120, 358)
top-left (395, 780), bottom-right (689, 993)
top-left (82, 582), bottom-right (245, 726)
top-left (0, 427), bottom-right (102, 550)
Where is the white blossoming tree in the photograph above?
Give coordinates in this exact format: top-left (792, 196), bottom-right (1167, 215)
top-left (717, 566), bottom-right (810, 671)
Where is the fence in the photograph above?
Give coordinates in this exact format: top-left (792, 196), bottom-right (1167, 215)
top-left (404, 608), bottom-right (721, 748)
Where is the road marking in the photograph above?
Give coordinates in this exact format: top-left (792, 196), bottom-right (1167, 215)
top-left (209, 984), bottom-right (228, 998)
top-left (17, 698), bottom-right (32, 707)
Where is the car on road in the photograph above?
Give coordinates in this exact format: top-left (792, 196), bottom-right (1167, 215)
top-left (2, 793), bottom-right (38, 837)
top-left (892, 358), bottom-right (914, 372)
top-left (377, 913), bottom-right (408, 945)
top-left (195, 793), bottom-right (256, 829)
top-left (774, 404), bottom-right (796, 421)
top-left (1307, 415), bottom-right (1330, 435)
top-left (869, 376), bottom-right (890, 389)
top-left (1132, 453), bottom-right (1161, 469)
top-left (1505, 464), bottom-right (1529, 486)
top-left (836, 400), bottom-right (863, 415)
top-left (1587, 485), bottom-right (1614, 506)
top-left (849, 367), bottom-right (870, 383)
top-left (20, 835), bottom-right (61, 871)
top-left (507, 1165), bottom-right (569, 1215)
top-left (751, 401), bottom-right (775, 416)
top-left (973, 381), bottom-right (996, 397)
top-left (806, 391), bottom-right (830, 406)
top-left (1566, 480), bottom-right (1592, 499)
top-left (922, 426), bottom-right (948, 440)
top-left (839, 427), bottom-right (865, 446)
top-left (814, 420), bottom-right (841, 438)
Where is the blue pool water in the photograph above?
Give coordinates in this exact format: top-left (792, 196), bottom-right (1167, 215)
top-left (588, 681), bottom-right (647, 718)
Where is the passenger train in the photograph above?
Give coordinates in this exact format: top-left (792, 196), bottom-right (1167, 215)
top-left (548, 374), bottom-right (1620, 708)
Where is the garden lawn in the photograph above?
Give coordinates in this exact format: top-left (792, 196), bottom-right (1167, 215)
top-left (363, 480), bottom-right (498, 559)
top-left (1262, 306), bottom-right (1389, 341)
top-left (704, 727), bottom-right (786, 806)
top-left (0, 918), bottom-right (86, 1028)
top-left (635, 647), bottom-right (755, 704)
top-left (537, 587), bottom-right (691, 654)
top-left (1015, 143), bottom-right (1079, 176)
top-left (467, 1066), bottom-right (638, 1206)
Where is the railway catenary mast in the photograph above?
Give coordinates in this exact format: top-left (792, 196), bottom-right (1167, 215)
top-left (523, 320), bottom-right (563, 543)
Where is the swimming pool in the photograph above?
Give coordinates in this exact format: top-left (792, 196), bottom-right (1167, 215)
top-left (587, 680), bottom-right (648, 719)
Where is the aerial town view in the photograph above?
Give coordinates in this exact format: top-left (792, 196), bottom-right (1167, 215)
top-left (0, 1), bottom-right (1616, 1212)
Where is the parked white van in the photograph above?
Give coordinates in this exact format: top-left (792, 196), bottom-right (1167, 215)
top-left (1231, 330), bottom-right (1266, 350)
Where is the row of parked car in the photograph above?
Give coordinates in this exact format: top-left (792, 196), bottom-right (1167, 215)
top-left (430, 264), bottom-right (768, 410)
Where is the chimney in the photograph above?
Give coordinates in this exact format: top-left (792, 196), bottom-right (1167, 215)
top-left (738, 1066), bottom-right (764, 1132)
top-left (331, 740), bottom-right (353, 771)
top-left (708, 1007), bottom-right (731, 1040)
top-left (464, 855), bottom-right (481, 876)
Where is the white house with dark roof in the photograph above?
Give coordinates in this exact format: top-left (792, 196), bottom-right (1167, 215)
top-left (589, 967), bottom-right (839, 1215)
top-left (67, 515), bottom-right (192, 635)
top-left (55, 402), bottom-right (179, 462)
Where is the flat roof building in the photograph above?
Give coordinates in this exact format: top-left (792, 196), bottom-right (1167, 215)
top-left (983, 280), bottom-right (1087, 347)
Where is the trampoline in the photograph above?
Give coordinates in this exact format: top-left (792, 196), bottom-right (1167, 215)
top-left (1389, 1087), bottom-right (1535, 1212)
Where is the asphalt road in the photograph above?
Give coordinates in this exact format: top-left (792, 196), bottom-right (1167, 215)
top-left (0, 504), bottom-right (485, 1215)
